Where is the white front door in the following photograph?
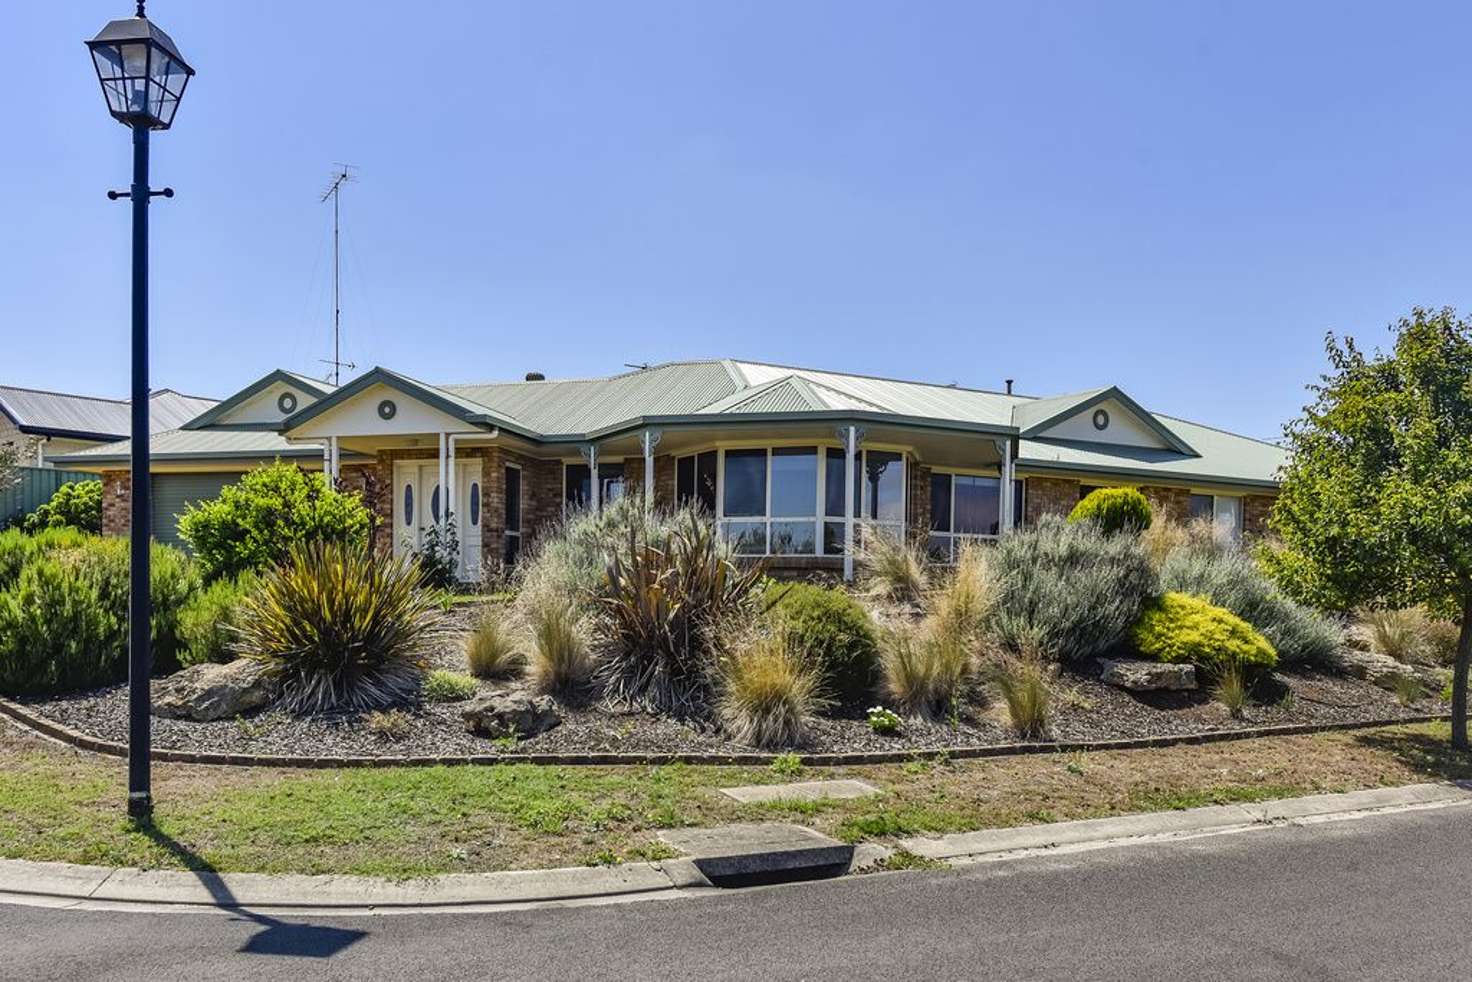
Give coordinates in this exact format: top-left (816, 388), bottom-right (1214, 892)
top-left (458, 460), bottom-right (483, 581)
top-left (394, 460), bottom-right (483, 582)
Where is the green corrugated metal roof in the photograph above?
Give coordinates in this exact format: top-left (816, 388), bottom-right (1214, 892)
top-left (52, 427), bottom-right (320, 466)
top-left (57, 358), bottom-right (1286, 487)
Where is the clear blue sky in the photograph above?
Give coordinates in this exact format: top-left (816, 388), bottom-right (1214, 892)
top-left (8, 1), bottom-right (1472, 441)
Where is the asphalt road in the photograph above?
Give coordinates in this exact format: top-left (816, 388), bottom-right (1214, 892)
top-left (3, 805), bottom-right (1468, 981)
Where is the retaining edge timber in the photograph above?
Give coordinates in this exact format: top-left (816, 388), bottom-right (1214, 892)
top-left (0, 696), bottom-right (1452, 770)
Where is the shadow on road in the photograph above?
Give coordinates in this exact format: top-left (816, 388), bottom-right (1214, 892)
top-left (130, 818), bottom-right (367, 960)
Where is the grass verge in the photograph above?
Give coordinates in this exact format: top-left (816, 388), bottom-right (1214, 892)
top-left (0, 721), bottom-right (1467, 878)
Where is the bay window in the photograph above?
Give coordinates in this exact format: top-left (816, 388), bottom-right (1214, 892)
top-left (710, 445), bottom-right (906, 557)
top-left (928, 471), bottom-right (1024, 562)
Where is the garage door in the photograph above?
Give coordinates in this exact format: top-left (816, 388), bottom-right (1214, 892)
top-left (151, 473), bottom-right (236, 549)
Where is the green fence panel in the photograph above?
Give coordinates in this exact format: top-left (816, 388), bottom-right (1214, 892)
top-left (0, 467), bottom-right (101, 527)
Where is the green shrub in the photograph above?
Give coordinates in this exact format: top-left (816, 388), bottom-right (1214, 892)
top-left (178, 462), bottom-right (374, 581)
top-left (0, 526), bottom-right (90, 590)
top-left (0, 557), bottom-right (120, 695)
top-left (1131, 592), bottom-right (1278, 675)
top-left (597, 508), bottom-right (766, 713)
top-left (22, 480), bottom-right (102, 534)
top-left (234, 539), bottom-right (439, 714)
top-left (422, 669), bottom-right (478, 702)
top-left (0, 535), bottom-right (199, 694)
top-left (990, 517), bottom-right (1158, 661)
top-left (465, 604), bottom-right (523, 679)
top-left (1160, 542), bottom-right (1340, 664)
top-left (1068, 487), bottom-right (1153, 534)
top-left (766, 582), bottom-right (878, 703)
top-left (177, 571), bottom-right (260, 667)
top-left (718, 635), bottom-right (825, 749)
top-left (867, 705), bottom-right (902, 735)
top-left (879, 618), bottom-right (970, 719)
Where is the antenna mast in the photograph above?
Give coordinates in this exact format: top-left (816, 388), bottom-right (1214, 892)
top-left (320, 165), bottom-right (358, 385)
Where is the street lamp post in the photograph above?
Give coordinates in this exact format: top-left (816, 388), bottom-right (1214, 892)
top-left (85, 2), bottom-right (194, 818)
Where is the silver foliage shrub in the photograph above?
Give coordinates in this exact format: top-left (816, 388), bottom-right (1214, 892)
top-left (989, 516), bottom-right (1158, 662)
top-left (1159, 540), bottom-right (1341, 665)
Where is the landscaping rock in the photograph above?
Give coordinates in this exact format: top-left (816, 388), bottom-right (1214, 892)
top-left (462, 689), bottom-right (561, 739)
top-left (152, 659), bottom-right (277, 722)
top-left (1099, 659), bottom-right (1197, 692)
top-left (1323, 648), bottom-right (1448, 692)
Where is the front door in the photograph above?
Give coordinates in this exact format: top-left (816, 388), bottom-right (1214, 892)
top-left (393, 460), bottom-right (483, 582)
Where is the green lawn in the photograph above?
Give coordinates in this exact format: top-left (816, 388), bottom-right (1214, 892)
top-left (1, 721), bottom-right (1467, 878)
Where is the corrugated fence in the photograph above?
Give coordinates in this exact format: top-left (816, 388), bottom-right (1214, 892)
top-left (0, 467), bottom-right (100, 527)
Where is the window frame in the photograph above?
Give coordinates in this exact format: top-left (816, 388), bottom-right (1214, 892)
top-left (503, 462), bottom-right (522, 568)
top-left (927, 469), bottom-right (1024, 563)
top-left (703, 443), bottom-right (906, 558)
top-left (562, 459), bottom-right (625, 510)
top-left (1188, 491), bottom-right (1244, 540)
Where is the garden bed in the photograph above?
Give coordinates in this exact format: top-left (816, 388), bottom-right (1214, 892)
top-left (16, 647), bottom-right (1448, 763)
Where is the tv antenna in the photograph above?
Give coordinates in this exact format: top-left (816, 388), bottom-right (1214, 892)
top-left (320, 164), bottom-right (359, 385)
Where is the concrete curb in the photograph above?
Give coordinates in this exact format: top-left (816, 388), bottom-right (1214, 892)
top-left (0, 857), bottom-right (714, 915)
top-left (899, 781), bottom-right (1472, 862)
top-left (0, 695), bottom-right (1451, 770)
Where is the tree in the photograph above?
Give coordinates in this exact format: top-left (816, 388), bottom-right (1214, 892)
top-left (178, 461), bottom-right (374, 581)
top-left (1269, 307), bottom-right (1472, 748)
top-left (0, 443), bottom-right (20, 495)
top-left (23, 480), bottom-right (103, 533)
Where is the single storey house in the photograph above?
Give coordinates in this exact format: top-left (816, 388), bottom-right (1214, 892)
top-left (2, 384), bottom-right (216, 465)
top-left (52, 360), bottom-right (1285, 579)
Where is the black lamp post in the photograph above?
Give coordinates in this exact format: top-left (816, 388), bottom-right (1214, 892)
top-left (85, 2), bottom-right (194, 818)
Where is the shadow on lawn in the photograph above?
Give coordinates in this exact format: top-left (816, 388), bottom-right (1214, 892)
top-left (1351, 726), bottom-right (1472, 782)
top-left (129, 818), bottom-right (367, 960)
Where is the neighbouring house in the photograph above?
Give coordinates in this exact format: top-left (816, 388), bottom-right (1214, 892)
top-left (2, 383), bottom-right (216, 465)
top-left (52, 361), bottom-right (1284, 577)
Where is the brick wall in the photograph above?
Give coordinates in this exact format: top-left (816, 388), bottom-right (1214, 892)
top-left (1023, 476), bottom-right (1079, 524)
top-left (101, 470), bottom-right (129, 536)
top-left (907, 459), bottom-right (932, 545)
top-left (1244, 493), bottom-right (1275, 539)
top-left (1138, 485), bottom-right (1189, 526)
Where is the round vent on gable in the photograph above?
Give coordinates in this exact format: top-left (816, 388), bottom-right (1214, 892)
top-left (1092, 408), bottom-right (1110, 431)
top-left (276, 391), bottom-right (298, 414)
top-left (378, 399), bottom-right (398, 420)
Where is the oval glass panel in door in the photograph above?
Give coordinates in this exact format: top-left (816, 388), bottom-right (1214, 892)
top-left (432, 485), bottom-right (442, 523)
top-left (469, 482), bottom-right (481, 526)
top-left (403, 484), bottom-right (414, 526)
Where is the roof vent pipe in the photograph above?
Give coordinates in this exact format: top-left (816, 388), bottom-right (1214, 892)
top-left (525, 372), bottom-right (546, 382)
top-left (1004, 378), bottom-right (1014, 395)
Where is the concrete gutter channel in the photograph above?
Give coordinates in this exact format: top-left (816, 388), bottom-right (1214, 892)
top-left (2, 783), bottom-right (1469, 915)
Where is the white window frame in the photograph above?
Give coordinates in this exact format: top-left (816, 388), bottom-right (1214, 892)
top-left (503, 462), bottom-right (522, 566)
top-left (1188, 491), bottom-right (1244, 541)
top-left (927, 470), bottom-right (1024, 564)
top-left (708, 444), bottom-right (907, 558)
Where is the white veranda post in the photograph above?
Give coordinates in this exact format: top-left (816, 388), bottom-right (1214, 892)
top-left (437, 432), bottom-right (448, 532)
top-left (999, 437), bottom-right (1014, 535)
top-left (329, 436), bottom-right (340, 482)
top-left (642, 430), bottom-right (661, 511)
top-left (446, 434), bottom-right (459, 535)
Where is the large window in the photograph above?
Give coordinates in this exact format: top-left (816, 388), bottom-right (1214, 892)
top-left (1190, 492), bottom-right (1242, 540)
top-left (676, 450), bottom-right (718, 513)
top-left (503, 465), bottom-right (522, 568)
top-left (928, 472), bottom-right (1023, 562)
top-left (564, 461), bottom-right (624, 509)
top-left (713, 445), bottom-right (904, 557)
